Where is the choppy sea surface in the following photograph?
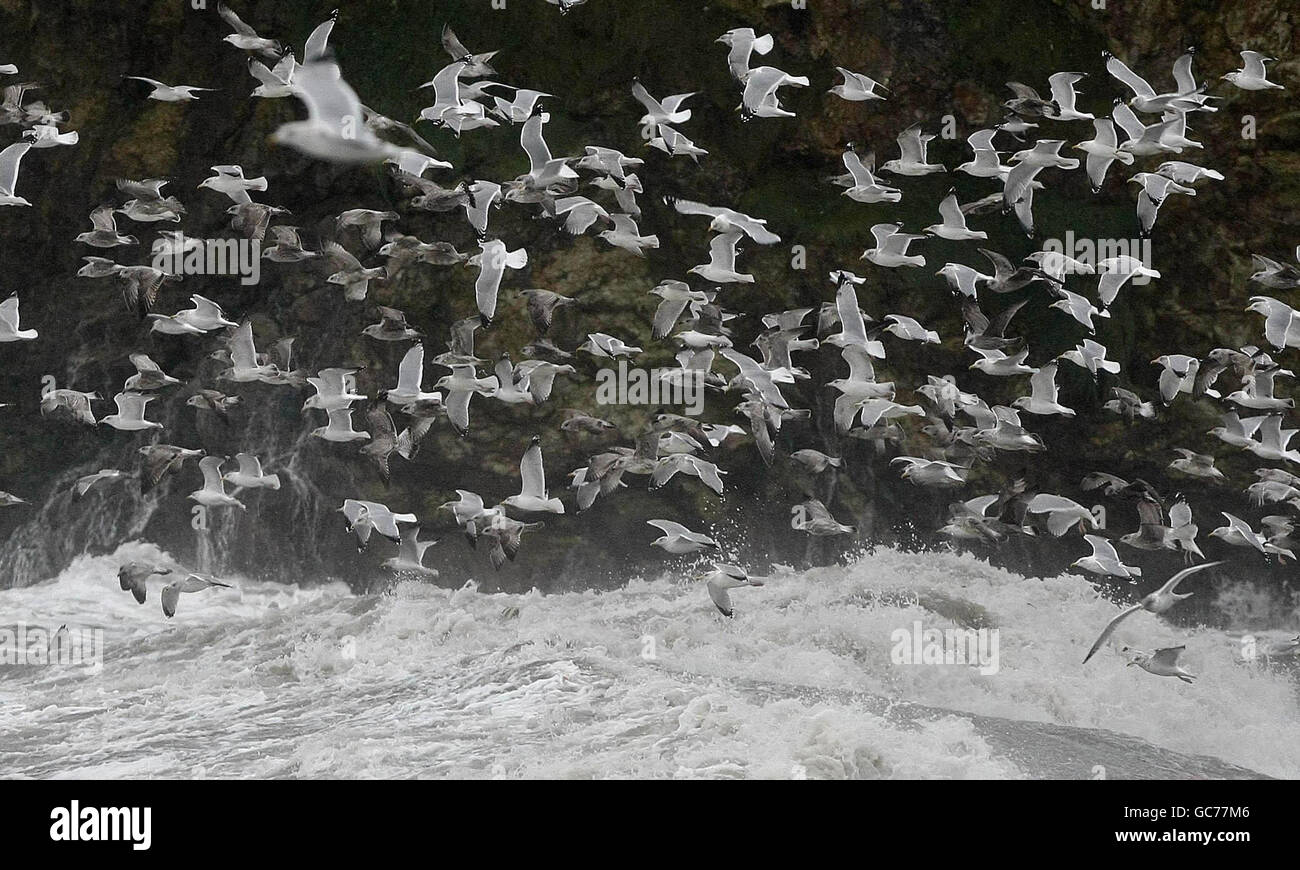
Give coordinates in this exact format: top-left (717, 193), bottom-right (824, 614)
top-left (1, 542), bottom-right (1296, 779)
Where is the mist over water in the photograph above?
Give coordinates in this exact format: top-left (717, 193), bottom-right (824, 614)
top-left (2, 541), bottom-right (1293, 779)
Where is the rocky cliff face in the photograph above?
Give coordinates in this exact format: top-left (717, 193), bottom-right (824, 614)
top-left (0, 0), bottom-right (1296, 592)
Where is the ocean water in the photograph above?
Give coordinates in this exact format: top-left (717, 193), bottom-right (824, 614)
top-left (1, 541), bottom-right (1296, 779)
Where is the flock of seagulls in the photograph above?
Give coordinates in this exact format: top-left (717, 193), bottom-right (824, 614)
top-left (0, 7), bottom-right (1296, 677)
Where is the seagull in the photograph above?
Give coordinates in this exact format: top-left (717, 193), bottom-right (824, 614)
top-left (1222, 50), bottom-right (1285, 91)
top-left (649, 281), bottom-right (709, 340)
top-left (651, 453), bottom-right (726, 495)
top-left (1025, 493), bottom-right (1097, 537)
top-left (339, 499), bottom-right (416, 551)
top-left (1096, 256), bottom-right (1159, 307)
top-left (1112, 102), bottom-right (1181, 157)
top-left (838, 151), bottom-right (901, 203)
top-left (76, 205), bottom-right (137, 248)
top-left (1075, 119), bottom-right (1134, 191)
top-left (977, 248), bottom-right (1046, 294)
top-left (549, 196), bottom-right (610, 235)
top-left (274, 60), bottom-right (412, 163)
top-left (923, 191), bottom-right (987, 241)
top-left (970, 345), bottom-right (1035, 377)
top-left (794, 498), bottom-right (855, 536)
top-left (76, 256), bottom-right (122, 279)
top-left (1225, 368), bottom-right (1294, 412)
top-left (1044, 71), bottom-right (1094, 120)
top-left (434, 365), bottom-right (498, 435)
top-left (1049, 288), bottom-right (1110, 332)
top-left (489, 87), bottom-right (553, 124)
top-left (891, 456), bottom-right (968, 488)
top-left (219, 321), bottom-right (279, 383)
top-left (669, 198), bottom-right (781, 244)
top-left (1152, 354), bottom-right (1200, 404)
top-left (247, 54), bottom-right (295, 99)
top-left (515, 288), bottom-right (576, 337)
top-left (1130, 172), bottom-right (1195, 236)
top-left (1209, 512), bottom-right (1294, 559)
top-left (955, 129), bottom-right (1010, 179)
top-left (1003, 140), bottom-right (1078, 213)
top-left (490, 354), bottom-right (536, 407)
top-left (717, 28), bottom-right (774, 83)
top-left (40, 389), bottom-right (98, 425)
top-left (312, 407), bottom-right (370, 443)
top-left (598, 214), bottom-right (659, 256)
top-left (261, 226), bottom-right (318, 263)
top-left (631, 78), bottom-right (695, 128)
top-left (648, 519), bottom-right (719, 554)
top-left (1155, 160), bottom-right (1224, 185)
top-left (440, 490), bottom-right (500, 545)
top-left (322, 241), bottom-right (385, 302)
top-left (697, 563), bottom-right (763, 617)
top-left (363, 306), bottom-right (422, 342)
top-left (829, 67), bottom-right (888, 102)
top-left (383, 527), bottom-right (439, 577)
top-left (0, 293), bottom-right (36, 341)
top-left (1004, 81), bottom-right (1053, 117)
top-left (440, 24), bottom-right (498, 78)
top-left (577, 146), bottom-right (644, 182)
top-left (862, 223), bottom-right (926, 268)
top-left (479, 512), bottom-right (545, 570)
top-left (124, 353), bottom-right (181, 391)
top-left (189, 456), bottom-right (246, 511)
top-left (117, 562), bottom-right (172, 604)
top-left (469, 239), bottom-right (528, 325)
top-left (880, 124), bottom-right (945, 175)
top-left (514, 359), bottom-right (574, 403)
top-left (579, 332), bottom-right (642, 359)
top-left (161, 573), bottom-right (232, 618)
top-left (1058, 338), bottom-right (1119, 379)
top-left (22, 123), bottom-right (78, 148)
top-left (101, 392), bottom-right (162, 431)
top-left (515, 111), bottom-right (578, 192)
top-left (359, 407), bottom-right (399, 481)
top-left (1209, 411), bottom-right (1264, 448)
top-left (689, 231), bottom-right (753, 283)
top-left (138, 445), bottom-right (203, 492)
top-left (1012, 362), bottom-right (1075, 417)
top-left (1103, 52), bottom-right (1204, 114)
top-left (737, 65), bottom-right (810, 121)
top-left (335, 208), bottom-right (398, 250)
top-left (74, 469), bottom-right (127, 497)
top-left (646, 124), bottom-right (708, 162)
top-left (1248, 250), bottom-right (1300, 291)
top-left (217, 2), bottom-right (282, 57)
top-left (1126, 645), bottom-right (1196, 684)
top-left (1167, 448), bottom-right (1223, 481)
top-left (938, 263), bottom-right (990, 300)
top-left (125, 76), bottom-right (215, 101)
top-left (789, 450), bottom-right (841, 473)
top-left (560, 409), bottom-right (617, 435)
top-left (1073, 534), bottom-right (1143, 580)
top-left (882, 314), bottom-right (939, 344)
top-left (1245, 414), bottom-right (1300, 464)
top-left (197, 165), bottom-right (269, 207)
top-left (223, 452), bottom-right (280, 491)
